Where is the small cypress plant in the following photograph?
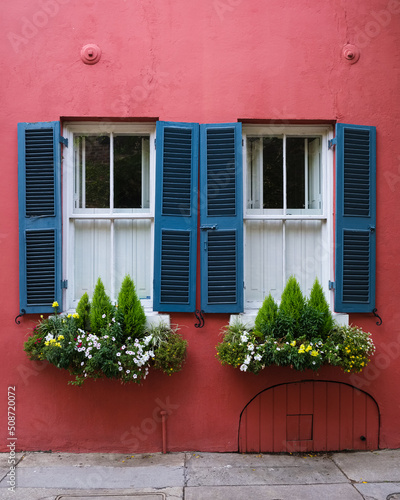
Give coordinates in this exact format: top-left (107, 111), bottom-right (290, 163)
top-left (117, 275), bottom-right (146, 338)
top-left (76, 292), bottom-right (91, 331)
top-left (278, 276), bottom-right (305, 330)
top-left (89, 278), bottom-right (113, 333)
top-left (308, 278), bottom-right (334, 338)
top-left (254, 293), bottom-right (278, 336)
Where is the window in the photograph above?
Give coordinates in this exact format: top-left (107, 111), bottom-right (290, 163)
top-left (18, 121), bottom-right (376, 316)
top-left (64, 123), bottom-right (155, 310)
top-left (243, 125), bottom-right (331, 310)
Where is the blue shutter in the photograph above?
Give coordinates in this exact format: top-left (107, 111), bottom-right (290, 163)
top-left (335, 123), bottom-right (376, 313)
top-left (153, 121), bottom-right (199, 312)
top-left (200, 123), bottom-right (243, 313)
top-left (18, 122), bottom-right (63, 313)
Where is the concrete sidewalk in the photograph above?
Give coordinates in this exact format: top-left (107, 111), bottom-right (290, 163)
top-left (0, 449), bottom-right (400, 500)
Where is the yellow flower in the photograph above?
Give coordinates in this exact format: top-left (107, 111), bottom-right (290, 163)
top-left (52, 301), bottom-right (59, 308)
top-left (58, 335), bottom-right (64, 340)
top-left (67, 314), bottom-right (72, 318)
top-left (290, 341), bottom-right (296, 347)
top-left (311, 350), bottom-right (319, 357)
top-left (305, 345), bottom-right (312, 352)
top-left (73, 313), bottom-right (79, 319)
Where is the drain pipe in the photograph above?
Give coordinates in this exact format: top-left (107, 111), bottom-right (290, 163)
top-left (161, 410), bottom-right (167, 454)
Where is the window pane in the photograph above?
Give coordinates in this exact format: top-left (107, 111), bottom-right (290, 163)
top-left (114, 219), bottom-right (151, 300)
top-left (263, 137), bottom-right (283, 209)
top-left (245, 220), bottom-right (284, 303)
top-left (74, 135), bottom-right (110, 209)
top-left (308, 137), bottom-right (321, 210)
top-left (74, 219), bottom-right (111, 299)
top-left (286, 137), bottom-right (305, 210)
top-left (114, 136), bottom-right (150, 209)
top-left (285, 220), bottom-right (324, 295)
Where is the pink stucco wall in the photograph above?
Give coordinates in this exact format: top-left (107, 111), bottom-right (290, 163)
top-left (1, 0), bottom-right (400, 452)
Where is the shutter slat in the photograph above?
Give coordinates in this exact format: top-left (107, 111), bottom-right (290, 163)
top-left (335, 124), bottom-right (376, 313)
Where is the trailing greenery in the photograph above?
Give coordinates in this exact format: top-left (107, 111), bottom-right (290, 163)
top-left (24, 280), bottom-right (187, 386)
top-left (216, 277), bottom-right (375, 374)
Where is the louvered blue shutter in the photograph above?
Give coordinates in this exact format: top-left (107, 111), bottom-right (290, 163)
top-left (335, 123), bottom-right (376, 313)
top-left (18, 122), bottom-right (63, 313)
top-left (153, 121), bottom-right (199, 312)
top-left (200, 123), bottom-right (243, 313)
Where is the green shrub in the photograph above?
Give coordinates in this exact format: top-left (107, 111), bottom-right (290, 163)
top-left (278, 276), bottom-right (305, 330)
top-left (308, 278), bottom-right (334, 338)
top-left (117, 275), bottom-right (146, 339)
top-left (254, 294), bottom-right (278, 336)
top-left (89, 278), bottom-right (113, 333)
top-left (76, 292), bottom-right (91, 331)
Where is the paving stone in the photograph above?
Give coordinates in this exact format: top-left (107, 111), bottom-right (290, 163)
top-left (354, 482), bottom-right (400, 500)
top-left (332, 450), bottom-right (400, 482)
top-left (0, 465), bottom-right (184, 489)
top-left (186, 457), bottom-right (347, 486)
top-left (184, 483), bottom-right (362, 500)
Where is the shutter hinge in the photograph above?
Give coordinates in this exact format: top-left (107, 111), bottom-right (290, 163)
top-left (60, 136), bottom-right (68, 147)
top-left (61, 280), bottom-right (68, 289)
top-left (328, 137), bottom-right (337, 150)
top-left (154, 138), bottom-right (156, 149)
top-left (242, 138), bottom-right (244, 147)
top-left (328, 280), bottom-right (335, 290)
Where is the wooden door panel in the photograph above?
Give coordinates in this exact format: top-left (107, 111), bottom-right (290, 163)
top-left (239, 381), bottom-right (379, 453)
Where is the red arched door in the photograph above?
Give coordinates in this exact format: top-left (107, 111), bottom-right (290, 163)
top-left (239, 381), bottom-right (379, 453)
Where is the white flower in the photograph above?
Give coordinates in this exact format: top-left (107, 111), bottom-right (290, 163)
top-left (254, 354), bottom-right (262, 361)
top-left (88, 355), bottom-right (92, 359)
top-left (240, 364), bottom-right (248, 372)
top-left (240, 334), bottom-right (248, 343)
top-left (118, 361), bottom-right (121, 365)
top-left (248, 343), bottom-right (254, 351)
top-left (116, 352), bottom-right (121, 357)
top-left (126, 370), bottom-right (130, 374)
top-left (121, 345), bottom-right (126, 349)
top-left (119, 367), bottom-right (123, 371)
top-left (102, 314), bottom-right (106, 318)
top-left (276, 347), bottom-right (281, 351)
top-left (81, 361), bottom-right (84, 366)
top-left (112, 337), bottom-right (116, 341)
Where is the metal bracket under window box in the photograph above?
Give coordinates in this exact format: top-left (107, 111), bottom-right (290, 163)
top-left (62, 280), bottom-right (68, 289)
top-left (59, 136), bottom-right (68, 147)
top-left (328, 281), bottom-right (335, 290)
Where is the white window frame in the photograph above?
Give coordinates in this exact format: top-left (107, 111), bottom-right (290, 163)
top-left (239, 124), bottom-right (340, 321)
top-left (62, 122), bottom-right (156, 313)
